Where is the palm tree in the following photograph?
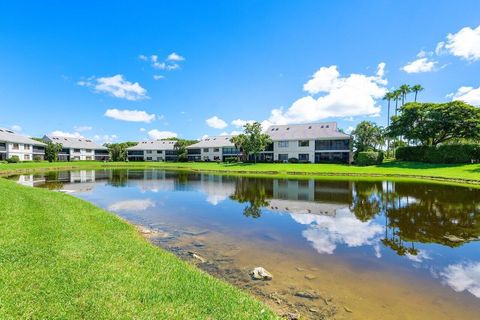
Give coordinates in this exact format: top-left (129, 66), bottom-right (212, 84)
top-left (411, 84), bottom-right (424, 102)
top-left (399, 84), bottom-right (411, 106)
top-left (230, 134), bottom-right (246, 162)
top-left (393, 89), bottom-right (402, 116)
top-left (383, 91), bottom-right (395, 157)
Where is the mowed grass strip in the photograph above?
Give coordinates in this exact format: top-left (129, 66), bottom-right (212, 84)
top-left (0, 179), bottom-right (277, 319)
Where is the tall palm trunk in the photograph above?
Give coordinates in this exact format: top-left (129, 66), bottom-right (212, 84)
top-left (414, 91), bottom-right (418, 102)
top-left (387, 99), bottom-right (391, 157)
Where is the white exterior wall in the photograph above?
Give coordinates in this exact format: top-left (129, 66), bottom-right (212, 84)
top-left (4, 142), bottom-right (35, 161)
top-left (69, 148), bottom-right (96, 161)
top-left (200, 147), bottom-right (223, 161)
top-left (273, 139), bottom-right (315, 162)
top-left (143, 150), bottom-right (166, 161)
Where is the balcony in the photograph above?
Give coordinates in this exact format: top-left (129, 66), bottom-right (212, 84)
top-left (188, 148), bottom-right (201, 155)
top-left (33, 147), bottom-right (45, 154)
top-left (315, 139), bottom-right (350, 151)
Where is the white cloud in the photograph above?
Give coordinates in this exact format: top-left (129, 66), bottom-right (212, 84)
top-left (49, 130), bottom-right (85, 138)
top-left (231, 119), bottom-right (255, 128)
top-left (153, 75), bottom-right (165, 80)
top-left (167, 52), bottom-right (185, 61)
top-left (440, 25), bottom-right (480, 61)
top-left (262, 63), bottom-right (387, 127)
top-left (147, 129), bottom-right (178, 140)
top-left (402, 57), bottom-right (438, 73)
top-left (78, 75), bottom-right (148, 101)
top-left (345, 126), bottom-right (354, 134)
top-left (441, 261), bottom-right (480, 298)
top-left (11, 125), bottom-right (22, 132)
top-left (220, 130), bottom-right (242, 136)
top-left (153, 61), bottom-right (166, 70)
top-left (93, 134), bottom-right (117, 144)
top-left (73, 125), bottom-right (92, 132)
top-left (138, 54), bottom-right (148, 61)
top-left (105, 109), bottom-right (156, 123)
top-left (108, 199), bottom-right (156, 212)
top-left (450, 86), bottom-right (480, 106)
top-left (139, 128), bottom-right (146, 132)
top-left (206, 116), bottom-right (228, 129)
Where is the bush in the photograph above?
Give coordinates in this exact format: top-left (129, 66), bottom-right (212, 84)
top-left (356, 151), bottom-right (382, 166)
top-left (288, 157), bottom-right (299, 163)
top-left (224, 157), bottom-right (238, 163)
top-left (6, 155), bottom-right (20, 163)
top-left (33, 156), bottom-right (43, 162)
top-left (396, 144), bottom-right (480, 163)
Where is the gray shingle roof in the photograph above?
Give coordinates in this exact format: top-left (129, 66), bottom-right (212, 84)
top-left (127, 140), bottom-right (177, 151)
top-left (0, 128), bottom-right (46, 146)
top-left (266, 122), bottom-right (350, 141)
top-left (187, 135), bottom-right (235, 149)
top-left (43, 135), bottom-right (107, 150)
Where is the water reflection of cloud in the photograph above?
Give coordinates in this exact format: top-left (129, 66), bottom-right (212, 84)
top-left (441, 262), bottom-right (480, 298)
top-left (291, 207), bottom-right (383, 254)
top-left (108, 199), bottom-right (156, 212)
top-left (406, 249), bottom-right (431, 263)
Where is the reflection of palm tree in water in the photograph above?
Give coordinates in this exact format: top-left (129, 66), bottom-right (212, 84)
top-left (230, 177), bottom-right (272, 218)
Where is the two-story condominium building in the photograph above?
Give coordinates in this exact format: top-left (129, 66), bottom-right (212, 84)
top-left (265, 122), bottom-right (352, 163)
top-left (127, 140), bottom-right (178, 161)
top-left (42, 135), bottom-right (110, 161)
top-left (187, 135), bottom-right (240, 161)
top-left (0, 127), bottom-right (46, 161)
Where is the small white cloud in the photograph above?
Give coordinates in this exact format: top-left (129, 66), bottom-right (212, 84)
top-left (441, 261), bottom-right (480, 298)
top-left (138, 54), bottom-right (148, 61)
top-left (153, 75), bottom-right (165, 80)
top-left (93, 134), bottom-right (118, 144)
top-left (220, 130), bottom-right (242, 136)
top-left (73, 125), bottom-right (92, 132)
top-left (50, 130), bottom-right (85, 138)
top-left (166, 63), bottom-right (180, 70)
top-left (79, 74), bottom-right (148, 101)
top-left (105, 108), bottom-right (156, 123)
top-left (139, 128), bottom-right (146, 132)
top-left (345, 126), bottom-right (354, 134)
top-left (167, 52), bottom-right (185, 61)
top-left (108, 199), bottom-right (156, 212)
top-left (231, 119), bottom-right (255, 128)
top-left (206, 116), bottom-right (228, 129)
top-left (440, 25), bottom-right (480, 61)
top-left (450, 86), bottom-right (480, 106)
top-left (148, 129), bottom-right (178, 140)
top-left (402, 57), bottom-right (437, 73)
top-left (11, 125), bottom-right (22, 132)
top-left (153, 61), bottom-right (166, 70)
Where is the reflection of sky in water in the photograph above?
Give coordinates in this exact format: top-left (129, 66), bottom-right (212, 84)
top-left (13, 170), bottom-right (480, 300)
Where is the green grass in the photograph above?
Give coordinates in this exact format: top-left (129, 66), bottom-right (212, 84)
top-left (1, 160), bottom-right (479, 185)
top-left (0, 178), bottom-right (276, 319)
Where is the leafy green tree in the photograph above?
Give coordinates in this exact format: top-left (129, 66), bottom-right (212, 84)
top-left (351, 121), bottom-right (384, 157)
top-left (106, 142), bottom-right (137, 161)
top-left (411, 84), bottom-right (424, 102)
top-left (174, 140), bottom-right (189, 162)
top-left (44, 142), bottom-right (63, 162)
top-left (237, 122), bottom-right (272, 163)
top-left (388, 101), bottom-right (480, 146)
top-left (230, 134), bottom-right (247, 161)
top-left (399, 84), bottom-right (411, 106)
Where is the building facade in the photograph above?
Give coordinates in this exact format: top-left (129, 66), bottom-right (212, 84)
top-left (187, 135), bottom-right (241, 161)
top-left (0, 128), bottom-right (46, 161)
top-left (127, 140), bottom-right (178, 161)
top-left (42, 135), bottom-right (110, 161)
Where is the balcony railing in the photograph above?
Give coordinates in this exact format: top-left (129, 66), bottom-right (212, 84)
top-left (315, 139), bottom-right (350, 151)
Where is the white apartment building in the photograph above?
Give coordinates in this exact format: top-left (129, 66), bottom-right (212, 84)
top-left (42, 135), bottom-right (110, 161)
top-left (186, 135), bottom-right (240, 161)
top-left (0, 127), bottom-right (46, 161)
top-left (127, 140), bottom-right (178, 161)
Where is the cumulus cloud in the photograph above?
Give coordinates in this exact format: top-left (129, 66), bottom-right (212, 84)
top-left (147, 129), bottom-right (178, 140)
top-left (49, 130), bottom-right (85, 138)
top-left (140, 53), bottom-right (185, 71)
top-left (206, 116), bottom-right (228, 129)
top-left (139, 128), bottom-right (146, 132)
top-left (105, 109), bottom-right (156, 123)
top-left (402, 57), bottom-right (438, 73)
top-left (153, 75), bottom-right (165, 80)
top-left (261, 63), bottom-right (387, 128)
top-left (167, 52), bottom-right (185, 61)
top-left (78, 74), bottom-right (148, 101)
top-left (438, 25), bottom-right (480, 61)
top-left (73, 125), bottom-right (92, 132)
top-left (450, 86), bottom-right (480, 106)
top-left (108, 199), bottom-right (156, 212)
top-left (93, 134), bottom-right (117, 144)
top-left (441, 261), bottom-right (480, 298)
top-left (220, 130), bottom-right (242, 136)
top-left (231, 119), bottom-right (255, 128)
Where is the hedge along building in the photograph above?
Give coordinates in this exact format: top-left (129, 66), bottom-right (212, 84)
top-left (0, 127), bottom-right (46, 161)
top-left (42, 135), bottom-right (110, 161)
top-left (186, 135), bottom-right (241, 161)
top-left (126, 140), bottom-right (178, 161)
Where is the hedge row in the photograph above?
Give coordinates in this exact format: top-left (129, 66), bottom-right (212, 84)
top-left (395, 144), bottom-right (480, 163)
top-left (356, 151), bottom-right (384, 166)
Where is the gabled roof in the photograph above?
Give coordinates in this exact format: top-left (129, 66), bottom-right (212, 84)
top-left (127, 140), bottom-right (177, 151)
top-left (187, 135), bottom-right (235, 149)
top-left (43, 135), bottom-right (107, 150)
top-left (266, 122), bottom-right (350, 140)
top-left (0, 128), bottom-right (46, 146)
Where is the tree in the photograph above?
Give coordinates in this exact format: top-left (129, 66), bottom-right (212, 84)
top-left (388, 101), bottom-right (480, 146)
top-left (383, 92), bottom-right (396, 156)
top-left (238, 122), bottom-right (272, 163)
top-left (174, 140), bottom-right (189, 162)
top-left (411, 84), bottom-right (424, 102)
top-left (399, 84), bottom-right (412, 106)
top-left (351, 121), bottom-right (384, 158)
top-left (106, 142), bottom-right (137, 161)
top-left (393, 89), bottom-right (402, 116)
top-left (45, 141), bottom-right (63, 162)
top-left (230, 134), bottom-right (246, 161)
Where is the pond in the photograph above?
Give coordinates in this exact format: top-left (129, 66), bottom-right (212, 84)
top-left (10, 169), bottom-right (480, 319)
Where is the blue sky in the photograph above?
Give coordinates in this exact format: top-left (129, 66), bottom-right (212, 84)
top-left (1, 0), bottom-right (480, 143)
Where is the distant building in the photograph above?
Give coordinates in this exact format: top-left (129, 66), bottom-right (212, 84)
top-left (0, 127), bottom-right (46, 161)
top-left (42, 135), bottom-right (109, 161)
top-left (127, 140), bottom-right (178, 161)
top-left (186, 135), bottom-right (240, 161)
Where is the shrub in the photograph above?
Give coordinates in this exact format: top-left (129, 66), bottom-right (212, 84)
top-left (224, 157), bottom-right (238, 163)
top-left (396, 144), bottom-right (480, 163)
top-left (356, 151), bottom-right (382, 166)
top-left (33, 156), bottom-right (43, 162)
top-left (288, 157), bottom-right (299, 163)
top-left (6, 155), bottom-right (20, 163)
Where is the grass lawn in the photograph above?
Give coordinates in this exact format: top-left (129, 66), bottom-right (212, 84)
top-left (1, 160), bottom-right (479, 185)
top-left (0, 178), bottom-right (276, 319)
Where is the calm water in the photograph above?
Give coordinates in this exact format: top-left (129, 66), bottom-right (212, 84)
top-left (11, 169), bottom-right (480, 319)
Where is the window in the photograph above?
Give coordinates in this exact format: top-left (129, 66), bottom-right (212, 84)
top-left (74, 149), bottom-right (81, 153)
top-left (298, 140), bottom-right (309, 147)
top-left (146, 157), bottom-right (152, 161)
top-left (13, 143), bottom-right (19, 150)
top-left (146, 150), bottom-right (152, 154)
top-left (85, 156), bottom-right (92, 160)
top-left (299, 153), bottom-right (309, 161)
top-left (278, 141), bottom-right (289, 148)
top-left (278, 154), bottom-right (288, 161)
top-left (203, 148), bottom-right (209, 152)
top-left (86, 149), bottom-right (92, 153)
top-left (213, 148), bottom-right (220, 152)
top-left (157, 150), bottom-right (163, 154)
top-left (24, 154), bottom-right (30, 160)
top-left (24, 144), bottom-right (31, 150)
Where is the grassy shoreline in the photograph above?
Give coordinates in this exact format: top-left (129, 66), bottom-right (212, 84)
top-left (1, 160), bottom-right (479, 187)
top-left (0, 178), bottom-right (276, 319)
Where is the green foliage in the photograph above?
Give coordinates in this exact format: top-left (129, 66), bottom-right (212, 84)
top-left (45, 141), bottom-right (63, 162)
top-left (356, 151), bottom-right (383, 166)
top-left (33, 156), bottom-right (42, 162)
top-left (388, 101), bottom-right (480, 146)
top-left (396, 144), bottom-right (480, 163)
top-left (174, 139), bottom-right (197, 162)
top-left (352, 121), bottom-right (384, 158)
top-left (106, 142), bottom-right (137, 162)
top-left (288, 157), bottom-right (299, 163)
top-left (233, 122), bottom-right (272, 163)
top-left (6, 155), bottom-right (20, 163)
